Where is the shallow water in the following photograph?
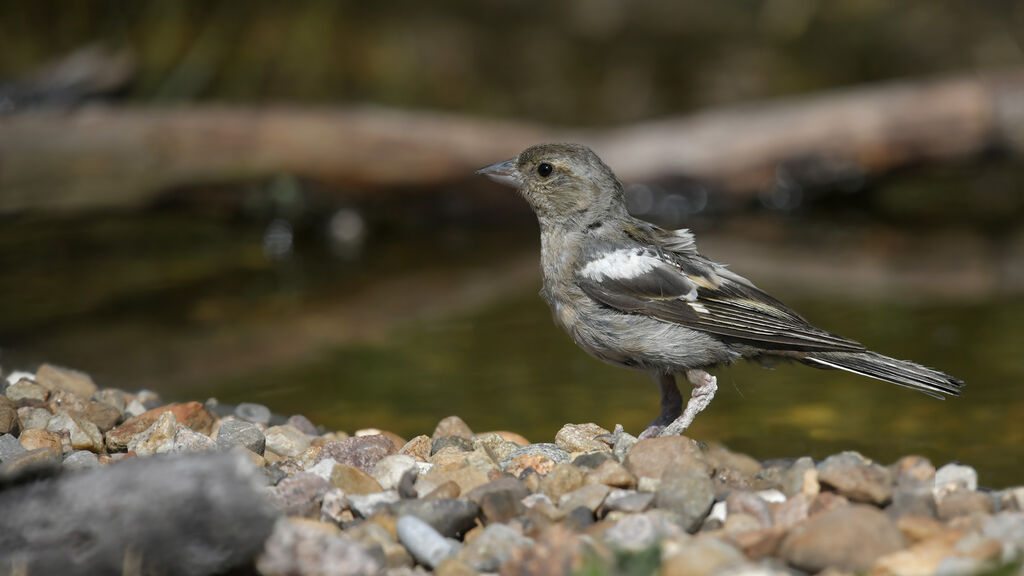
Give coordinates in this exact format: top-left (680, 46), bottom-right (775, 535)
top-left (2, 162), bottom-right (1023, 488)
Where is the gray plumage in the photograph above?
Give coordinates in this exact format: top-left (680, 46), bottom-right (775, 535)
top-left (477, 143), bottom-right (964, 438)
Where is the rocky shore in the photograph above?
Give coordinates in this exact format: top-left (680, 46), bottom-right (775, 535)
top-left (0, 363), bottom-right (1021, 576)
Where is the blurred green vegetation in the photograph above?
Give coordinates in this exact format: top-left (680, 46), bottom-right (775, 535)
top-left (3, 1), bottom-right (1024, 123)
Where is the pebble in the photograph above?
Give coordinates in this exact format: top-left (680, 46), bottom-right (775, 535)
top-left (399, 435), bottom-right (432, 461)
top-left (603, 510), bottom-right (684, 552)
top-left (172, 425), bottom-right (217, 453)
top-left (317, 434), bottom-right (396, 473)
top-left (264, 424), bottom-right (311, 458)
top-left (0, 446), bottom-right (61, 477)
top-left (257, 517), bottom-right (383, 576)
top-left (330, 464), bottom-right (384, 495)
top-left (0, 396), bottom-right (19, 435)
top-left (554, 422), bottom-right (611, 454)
top-left (106, 402), bottom-right (214, 451)
top-left (19, 428), bottom-right (63, 454)
top-left (35, 364), bottom-right (98, 398)
top-left (935, 463), bottom-right (979, 496)
top-left (286, 414), bottom-right (318, 435)
top-left (91, 388), bottom-right (127, 414)
top-left (431, 436), bottom-right (474, 455)
top-left (780, 504), bottom-right (905, 573)
top-left (372, 454), bottom-right (418, 491)
top-left (816, 451), bottom-right (894, 505)
top-left (655, 462), bottom-right (715, 532)
top-left (458, 523), bottom-right (534, 571)
top-left (270, 472), bottom-right (331, 517)
top-left (397, 514), bottom-right (460, 569)
top-left (19, 407), bottom-right (51, 430)
top-left (6, 379), bottom-right (47, 404)
top-left (539, 463), bottom-right (585, 502)
top-left (235, 402), bottom-right (272, 425)
top-left (216, 417), bottom-right (267, 455)
top-left (625, 436), bottom-right (707, 480)
top-left (348, 490), bottom-right (401, 518)
top-left (128, 411), bottom-right (178, 456)
top-left (602, 489), bottom-right (654, 514)
top-left (46, 411), bottom-right (103, 452)
top-left (660, 537), bottom-right (748, 576)
top-left (559, 484), bottom-right (610, 513)
top-left (63, 450), bottom-right (100, 470)
top-left (584, 458), bottom-right (635, 489)
top-left (0, 433), bottom-right (27, 462)
top-left (431, 416), bottom-right (474, 441)
top-left (390, 498), bottom-right (480, 538)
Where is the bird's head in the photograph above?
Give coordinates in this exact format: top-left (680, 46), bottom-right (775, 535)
top-left (476, 143), bottom-right (627, 225)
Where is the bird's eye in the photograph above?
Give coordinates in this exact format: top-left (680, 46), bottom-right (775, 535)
top-left (537, 163), bottom-right (553, 177)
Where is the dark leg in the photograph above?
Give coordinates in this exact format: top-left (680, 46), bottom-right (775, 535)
top-left (638, 372), bottom-right (682, 439)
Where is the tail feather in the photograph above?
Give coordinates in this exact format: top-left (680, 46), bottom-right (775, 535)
top-left (804, 351), bottom-right (964, 399)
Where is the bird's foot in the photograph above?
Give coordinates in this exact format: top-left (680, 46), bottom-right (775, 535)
top-left (657, 369), bottom-right (718, 437)
top-left (638, 425), bottom-right (665, 440)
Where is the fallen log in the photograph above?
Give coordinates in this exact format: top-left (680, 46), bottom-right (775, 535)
top-left (1, 69), bottom-right (1022, 213)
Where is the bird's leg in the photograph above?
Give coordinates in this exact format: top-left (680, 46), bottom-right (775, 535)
top-left (658, 369), bottom-right (718, 437)
top-left (638, 372), bottom-right (683, 439)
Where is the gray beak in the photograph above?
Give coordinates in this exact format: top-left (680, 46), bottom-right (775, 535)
top-left (475, 158), bottom-right (522, 188)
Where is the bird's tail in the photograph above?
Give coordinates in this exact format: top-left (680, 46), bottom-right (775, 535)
top-left (803, 351), bottom-right (964, 399)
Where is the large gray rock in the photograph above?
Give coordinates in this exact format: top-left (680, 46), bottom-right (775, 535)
top-left (0, 452), bottom-right (277, 576)
top-left (654, 463), bottom-right (715, 532)
top-left (216, 417), bottom-right (266, 455)
top-left (780, 503), bottom-right (905, 573)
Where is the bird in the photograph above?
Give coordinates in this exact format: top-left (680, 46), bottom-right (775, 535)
top-left (476, 143), bottom-right (964, 439)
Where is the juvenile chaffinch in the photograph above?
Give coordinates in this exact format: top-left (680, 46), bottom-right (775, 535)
top-left (477, 143), bottom-right (963, 438)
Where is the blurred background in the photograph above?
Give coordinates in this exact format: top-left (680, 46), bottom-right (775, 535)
top-left (1, 1), bottom-right (1023, 485)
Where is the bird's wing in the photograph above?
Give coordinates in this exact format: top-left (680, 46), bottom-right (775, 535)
top-left (577, 248), bottom-right (865, 352)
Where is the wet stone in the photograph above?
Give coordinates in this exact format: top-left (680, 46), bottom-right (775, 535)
top-left (235, 402), bottom-right (272, 425)
top-left (317, 434), bottom-right (396, 474)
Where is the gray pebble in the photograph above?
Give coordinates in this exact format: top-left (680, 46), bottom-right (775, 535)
top-left (396, 514), bottom-right (460, 569)
top-left (269, 472), bottom-right (330, 517)
top-left (935, 463), bottom-right (978, 494)
top-left (500, 443), bottom-right (570, 470)
top-left (457, 523), bottom-right (534, 571)
top-left (431, 436), bottom-right (474, 455)
top-left (63, 450), bottom-right (100, 471)
top-left (287, 414), bottom-right (318, 435)
top-left (573, 451), bottom-right (612, 469)
top-left (235, 402), bottom-right (272, 425)
top-left (0, 447), bottom-right (62, 478)
top-left (602, 489), bottom-right (654, 514)
top-left (655, 463), bottom-right (715, 532)
top-left (20, 408), bottom-right (52, 431)
top-left (0, 433), bottom-right (27, 462)
top-left (348, 490), bottom-right (401, 518)
top-left (390, 498), bottom-right (480, 538)
top-left (217, 418), bottom-right (266, 455)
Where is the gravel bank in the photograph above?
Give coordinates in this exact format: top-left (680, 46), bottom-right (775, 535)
top-left (1, 364), bottom-right (1021, 575)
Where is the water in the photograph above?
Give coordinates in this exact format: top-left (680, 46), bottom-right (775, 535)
top-left (1, 170), bottom-right (1022, 488)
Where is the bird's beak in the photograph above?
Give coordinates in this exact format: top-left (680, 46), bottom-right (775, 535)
top-left (475, 158), bottom-right (522, 188)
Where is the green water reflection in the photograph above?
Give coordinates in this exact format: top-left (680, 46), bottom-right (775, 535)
top-left (210, 287), bottom-right (1024, 488)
